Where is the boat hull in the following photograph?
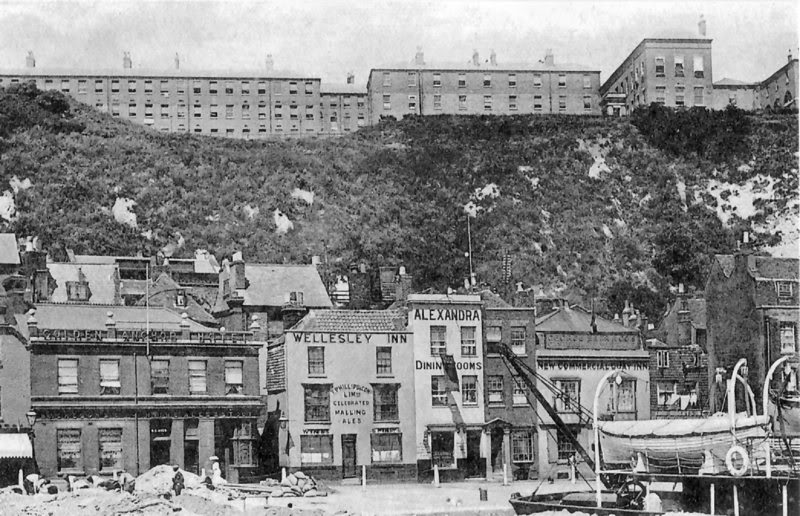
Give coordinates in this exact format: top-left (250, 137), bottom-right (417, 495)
top-left (509, 492), bottom-right (665, 515)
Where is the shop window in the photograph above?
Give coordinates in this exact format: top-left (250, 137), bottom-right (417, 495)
top-left (57, 429), bottom-right (81, 472)
top-left (304, 384), bottom-right (331, 422)
top-left (462, 375), bottom-right (478, 405)
top-left (554, 379), bottom-right (579, 413)
top-left (511, 326), bottom-right (526, 355)
top-left (487, 375), bottom-right (504, 404)
top-left (781, 322), bottom-right (797, 354)
top-left (657, 350), bottom-right (670, 368)
top-left (188, 360), bottom-right (207, 394)
top-left (556, 426), bottom-right (577, 461)
top-left (301, 434), bottom-right (333, 464)
top-left (461, 326), bottom-right (476, 356)
top-left (430, 326), bottom-right (446, 356)
top-left (100, 359), bottom-right (121, 395)
top-left (512, 429), bottom-right (534, 462)
top-left (431, 431), bottom-right (455, 468)
top-left (431, 376), bottom-right (448, 406)
top-left (99, 428), bottom-right (123, 471)
top-left (371, 431), bottom-right (402, 463)
top-left (512, 376), bottom-right (527, 406)
top-left (225, 360), bottom-right (244, 395)
top-left (58, 359), bottom-right (79, 394)
top-left (308, 346), bottom-right (325, 375)
top-left (373, 383), bottom-right (399, 421)
top-left (376, 347), bottom-right (392, 375)
top-left (150, 359), bottom-right (169, 394)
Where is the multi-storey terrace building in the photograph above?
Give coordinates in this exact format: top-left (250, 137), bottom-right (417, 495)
top-left (319, 74), bottom-right (368, 135)
top-left (0, 54), bottom-right (322, 138)
top-left (367, 49), bottom-right (601, 123)
top-left (600, 32), bottom-right (713, 115)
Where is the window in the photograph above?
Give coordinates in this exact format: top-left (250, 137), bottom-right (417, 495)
top-left (127, 80), bottom-right (136, 93)
top-left (657, 350), bottom-right (670, 368)
top-left (192, 104), bottom-right (201, 118)
top-left (655, 86), bottom-right (666, 104)
top-left (191, 80), bottom-right (201, 94)
top-left (513, 376), bottom-right (527, 405)
top-left (431, 376), bottom-right (448, 406)
top-left (583, 95), bottom-right (592, 111)
top-left (693, 56), bottom-right (704, 78)
top-left (224, 81), bottom-right (234, 95)
top-left (609, 379), bottom-right (636, 413)
top-left (258, 102), bottom-right (267, 119)
top-left (111, 80), bottom-right (120, 93)
top-left (225, 104), bottom-right (234, 119)
top-left (66, 281), bottom-right (90, 301)
top-left (534, 95), bottom-right (543, 111)
top-left (57, 429), bottom-right (81, 471)
top-left (512, 430), bottom-right (534, 462)
top-left (258, 81), bottom-right (267, 94)
top-left (433, 94), bottom-right (442, 110)
top-left (430, 326), bottom-right (446, 355)
top-left (150, 359), bottom-right (169, 394)
top-left (77, 80), bottom-right (87, 94)
top-left (408, 72), bottom-right (417, 87)
top-left (209, 81), bottom-right (218, 95)
top-left (58, 359), bottom-right (79, 394)
top-left (674, 55), bottom-right (685, 77)
top-left (408, 94), bottom-right (417, 111)
top-left (111, 103), bottom-right (120, 117)
top-left (675, 86), bottom-right (685, 107)
top-left (778, 281), bottom-right (794, 301)
top-left (458, 94), bottom-right (467, 111)
top-left (509, 95), bottom-right (518, 111)
top-left (99, 428), bottom-right (123, 471)
top-left (304, 384), bottom-right (330, 422)
top-left (308, 346), bottom-right (325, 375)
top-left (533, 74), bottom-right (542, 87)
top-left (382, 94), bottom-right (391, 110)
top-left (508, 73), bottom-right (517, 88)
top-left (558, 95), bottom-right (567, 111)
top-left (382, 72), bottom-right (391, 87)
top-left (143, 80), bottom-right (153, 93)
top-left (554, 379), bottom-right (579, 412)
top-left (376, 347), bottom-right (392, 375)
top-left (433, 73), bottom-right (441, 87)
top-left (484, 95), bottom-right (492, 111)
top-left (461, 326), bottom-right (477, 356)
top-left (556, 426), bottom-right (576, 461)
top-left (160, 104), bottom-right (170, 119)
top-left (781, 323), bottom-right (797, 354)
top-left (225, 360), bottom-right (244, 395)
top-left (693, 86), bottom-right (704, 106)
top-left (655, 57), bottom-right (665, 77)
top-left (305, 81), bottom-right (313, 95)
top-left (128, 103), bottom-right (137, 117)
top-left (558, 74), bottom-right (566, 88)
top-left (357, 114), bottom-right (365, 126)
top-left (188, 360), bottom-right (207, 394)
top-left (483, 74), bottom-right (491, 88)
top-left (241, 81), bottom-right (250, 95)
top-left (289, 82), bottom-right (298, 94)
top-left (301, 434), bottom-right (333, 464)
top-left (458, 73), bottom-right (466, 88)
top-left (371, 432), bottom-right (402, 463)
top-left (487, 375), bottom-right (504, 404)
top-left (99, 359), bottom-right (121, 395)
top-left (242, 103), bottom-right (251, 119)
top-left (511, 326), bottom-right (526, 355)
top-left (431, 431), bottom-right (455, 468)
top-left (59, 79), bottom-right (71, 93)
top-left (274, 102), bottom-right (283, 118)
top-left (583, 74), bottom-right (591, 89)
top-left (373, 384), bottom-right (399, 421)
top-left (462, 375), bottom-right (478, 405)
top-left (176, 104), bottom-right (185, 118)
top-left (656, 381), bottom-right (678, 408)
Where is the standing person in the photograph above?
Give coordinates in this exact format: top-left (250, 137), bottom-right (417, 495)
top-left (172, 465), bottom-right (184, 496)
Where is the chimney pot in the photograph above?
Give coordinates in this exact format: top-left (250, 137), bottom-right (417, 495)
top-left (359, 263), bottom-right (367, 274)
top-left (789, 50), bottom-right (793, 62)
top-left (265, 54), bottom-right (274, 71)
top-left (678, 283), bottom-right (685, 294)
top-left (311, 255), bottom-right (321, 266)
top-left (399, 265), bottom-right (407, 275)
top-left (174, 53), bottom-right (180, 70)
top-left (490, 49), bottom-right (497, 66)
top-left (472, 49), bottom-right (480, 66)
top-left (743, 231), bottom-right (750, 245)
top-left (346, 72), bottom-right (354, 84)
top-left (25, 51), bottom-right (35, 68)
top-left (544, 49), bottom-right (554, 66)
top-left (414, 46), bottom-right (425, 66)
top-left (698, 14), bottom-right (707, 37)
top-left (123, 51), bottom-right (132, 69)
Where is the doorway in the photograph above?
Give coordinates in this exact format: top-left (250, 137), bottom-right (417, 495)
top-left (150, 419), bottom-right (172, 468)
top-left (341, 434), bottom-right (357, 478)
top-left (465, 430), bottom-right (485, 478)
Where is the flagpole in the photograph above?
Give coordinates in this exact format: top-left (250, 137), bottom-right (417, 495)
top-left (467, 215), bottom-right (475, 290)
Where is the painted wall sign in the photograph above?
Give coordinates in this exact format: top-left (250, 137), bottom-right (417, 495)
top-left (293, 332), bottom-right (374, 344)
top-left (415, 360), bottom-right (482, 371)
top-left (36, 328), bottom-right (248, 344)
top-left (331, 384), bottom-right (372, 425)
top-left (537, 359), bottom-right (648, 370)
top-left (412, 309), bottom-right (481, 321)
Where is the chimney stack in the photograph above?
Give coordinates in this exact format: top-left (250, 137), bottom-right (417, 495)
top-left (621, 300), bottom-right (631, 327)
top-left (544, 49), bottom-right (554, 66)
top-left (698, 15), bottom-right (707, 37)
top-left (472, 49), bottom-right (480, 67)
top-left (174, 53), bottom-right (180, 70)
top-left (789, 50), bottom-right (794, 62)
top-left (346, 72), bottom-right (355, 84)
top-left (25, 51), bottom-right (35, 68)
top-left (123, 52), bottom-right (132, 69)
top-left (265, 54), bottom-right (274, 71)
top-left (414, 46), bottom-right (425, 66)
top-left (490, 49), bottom-right (497, 66)
top-left (231, 251), bottom-right (247, 290)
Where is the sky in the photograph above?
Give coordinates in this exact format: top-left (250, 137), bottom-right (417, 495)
top-left (0, 1), bottom-right (797, 85)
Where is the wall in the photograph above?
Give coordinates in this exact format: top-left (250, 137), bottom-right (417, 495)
top-left (756, 59), bottom-right (799, 109)
top-left (319, 92), bottom-right (368, 135)
top-left (712, 86), bottom-right (757, 110)
top-left (0, 331), bottom-right (30, 426)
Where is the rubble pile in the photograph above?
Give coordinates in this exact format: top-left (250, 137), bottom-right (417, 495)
top-left (267, 471), bottom-right (327, 498)
top-left (134, 464), bottom-right (205, 495)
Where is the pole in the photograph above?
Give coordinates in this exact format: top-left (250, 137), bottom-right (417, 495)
top-left (466, 215), bottom-right (475, 289)
top-left (503, 461), bottom-right (508, 486)
top-left (764, 357), bottom-right (790, 478)
top-left (594, 369), bottom-right (620, 508)
top-left (782, 483), bottom-right (788, 516)
top-left (433, 464), bottom-right (440, 487)
top-left (728, 359), bottom-right (748, 437)
top-left (733, 484), bottom-right (739, 516)
top-left (710, 483), bottom-right (715, 514)
top-left (361, 464), bottom-right (366, 490)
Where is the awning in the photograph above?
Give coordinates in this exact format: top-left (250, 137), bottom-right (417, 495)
top-left (0, 433), bottom-right (34, 459)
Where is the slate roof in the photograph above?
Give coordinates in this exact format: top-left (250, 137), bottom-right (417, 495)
top-left (536, 305), bottom-right (639, 334)
top-left (2, 68), bottom-right (318, 80)
top-left (372, 60), bottom-right (598, 73)
top-left (0, 234), bottom-right (20, 265)
top-left (714, 77), bottom-right (757, 87)
top-left (240, 264), bottom-right (332, 308)
top-left (320, 83), bottom-right (367, 95)
top-left (14, 303), bottom-right (211, 336)
top-left (135, 272), bottom-right (216, 324)
top-left (47, 263), bottom-right (119, 304)
top-left (266, 336), bottom-right (286, 393)
top-left (292, 309), bottom-right (406, 332)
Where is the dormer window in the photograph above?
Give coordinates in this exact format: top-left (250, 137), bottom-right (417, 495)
top-left (289, 291), bottom-right (304, 305)
top-left (66, 281), bottom-right (90, 301)
top-left (175, 289), bottom-right (187, 307)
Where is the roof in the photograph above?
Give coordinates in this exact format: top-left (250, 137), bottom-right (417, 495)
top-left (760, 59), bottom-right (798, 88)
top-left (746, 255), bottom-right (799, 280)
top-left (407, 293), bottom-right (481, 304)
top-left (478, 289), bottom-right (512, 308)
top-left (292, 309), bottom-right (406, 332)
top-left (47, 263), bottom-right (119, 304)
top-left (241, 264), bottom-right (332, 308)
top-left (135, 272), bottom-right (216, 324)
top-left (320, 83), bottom-right (367, 95)
top-left (0, 234), bottom-right (20, 265)
top-left (14, 303), bottom-right (211, 336)
top-left (536, 305), bottom-right (640, 334)
top-left (0, 433), bottom-right (33, 459)
top-left (1, 68), bottom-right (319, 80)
top-left (714, 254), bottom-right (736, 278)
top-left (371, 60), bottom-right (599, 73)
top-left (713, 77), bottom-right (757, 87)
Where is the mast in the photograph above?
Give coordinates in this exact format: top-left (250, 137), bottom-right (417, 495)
top-left (467, 215), bottom-right (475, 290)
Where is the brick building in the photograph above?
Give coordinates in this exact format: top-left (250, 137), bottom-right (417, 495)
top-left (705, 252), bottom-right (799, 412)
top-left (647, 294), bottom-right (709, 417)
top-left (480, 290), bottom-right (537, 480)
top-left (266, 310), bottom-right (416, 482)
top-left (367, 49), bottom-right (601, 123)
top-left (19, 303), bottom-right (265, 480)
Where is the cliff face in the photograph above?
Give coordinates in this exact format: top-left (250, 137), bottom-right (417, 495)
top-left (0, 84), bottom-right (797, 321)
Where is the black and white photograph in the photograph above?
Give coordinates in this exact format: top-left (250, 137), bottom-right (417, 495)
top-left (0, 1), bottom-right (798, 514)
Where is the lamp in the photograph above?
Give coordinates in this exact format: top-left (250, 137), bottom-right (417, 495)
top-left (279, 417), bottom-right (288, 430)
top-left (25, 410), bottom-right (37, 429)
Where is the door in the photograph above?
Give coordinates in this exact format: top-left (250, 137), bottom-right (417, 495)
top-left (341, 434), bottom-right (357, 478)
top-left (149, 419), bottom-right (172, 468)
top-left (465, 430), bottom-right (485, 478)
top-left (184, 441), bottom-right (199, 475)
